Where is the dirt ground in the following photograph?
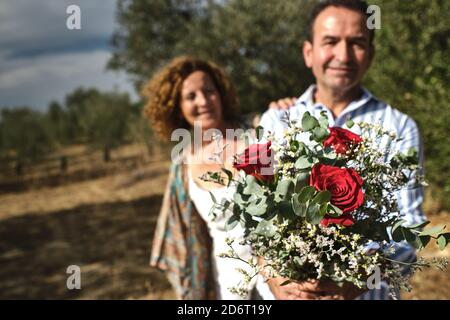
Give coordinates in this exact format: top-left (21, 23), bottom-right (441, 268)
top-left (0, 145), bottom-right (175, 299)
top-left (0, 145), bottom-right (448, 300)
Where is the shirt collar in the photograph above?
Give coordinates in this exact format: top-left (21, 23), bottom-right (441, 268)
top-left (296, 84), bottom-right (375, 117)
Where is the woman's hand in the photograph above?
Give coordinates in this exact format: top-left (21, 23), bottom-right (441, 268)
top-left (266, 276), bottom-right (367, 300)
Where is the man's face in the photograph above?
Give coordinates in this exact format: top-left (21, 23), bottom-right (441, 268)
top-left (303, 6), bottom-right (374, 92)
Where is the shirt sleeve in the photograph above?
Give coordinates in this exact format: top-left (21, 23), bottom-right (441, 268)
top-left (259, 108), bottom-right (289, 140)
top-left (386, 116), bottom-right (426, 275)
top-left (393, 116), bottom-right (426, 226)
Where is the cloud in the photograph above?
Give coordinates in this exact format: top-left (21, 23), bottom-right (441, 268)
top-left (0, 50), bottom-right (138, 110)
top-left (0, 0), bottom-right (138, 111)
top-left (0, 0), bottom-right (116, 58)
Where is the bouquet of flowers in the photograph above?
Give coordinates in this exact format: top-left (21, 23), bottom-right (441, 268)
top-left (203, 111), bottom-right (449, 298)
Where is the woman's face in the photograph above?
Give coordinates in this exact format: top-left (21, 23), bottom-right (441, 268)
top-left (179, 71), bottom-right (223, 130)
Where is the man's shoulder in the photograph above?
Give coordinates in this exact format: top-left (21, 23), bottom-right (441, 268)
top-left (363, 94), bottom-right (419, 132)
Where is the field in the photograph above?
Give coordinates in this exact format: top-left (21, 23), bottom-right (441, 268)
top-left (0, 144), bottom-right (448, 300)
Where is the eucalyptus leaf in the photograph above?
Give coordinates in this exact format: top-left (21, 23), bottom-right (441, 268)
top-left (312, 126), bottom-right (329, 142)
top-left (402, 228), bottom-right (418, 244)
top-left (319, 203), bottom-right (329, 216)
top-left (294, 172), bottom-right (310, 192)
top-left (392, 219), bottom-right (407, 233)
top-left (419, 225), bottom-right (445, 236)
top-left (246, 198), bottom-right (268, 216)
top-left (292, 195), bottom-right (307, 217)
top-left (243, 175), bottom-right (264, 195)
top-left (208, 191), bottom-right (217, 204)
top-left (278, 200), bottom-right (296, 220)
top-left (275, 179), bottom-right (294, 201)
top-left (409, 220), bottom-right (431, 230)
top-left (221, 168), bottom-right (233, 187)
top-left (233, 192), bottom-right (247, 206)
top-left (392, 226), bottom-right (404, 242)
top-left (225, 215), bottom-right (240, 231)
top-left (322, 147), bottom-right (337, 160)
top-left (306, 203), bottom-right (322, 224)
top-left (319, 112), bottom-right (329, 128)
top-left (418, 235), bottom-right (431, 249)
top-left (298, 186), bottom-right (317, 203)
top-left (311, 190), bottom-right (331, 204)
top-left (302, 112), bottom-right (319, 131)
top-left (437, 233), bottom-right (450, 250)
top-left (254, 220), bottom-right (277, 237)
top-left (346, 118), bottom-right (355, 128)
top-left (295, 156), bottom-right (314, 169)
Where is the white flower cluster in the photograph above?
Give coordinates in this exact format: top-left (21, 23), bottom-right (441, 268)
top-left (249, 221), bottom-right (386, 290)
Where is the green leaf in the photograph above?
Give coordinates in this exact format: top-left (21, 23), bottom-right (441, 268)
top-left (275, 179), bottom-right (294, 201)
top-left (221, 168), bottom-right (233, 187)
top-left (311, 190), bottom-right (331, 204)
top-left (407, 147), bottom-right (417, 158)
top-left (243, 175), bottom-right (264, 195)
top-left (295, 156), bottom-right (314, 169)
top-left (298, 142), bottom-right (306, 154)
top-left (278, 200), bottom-right (296, 220)
top-left (420, 225), bottom-right (446, 236)
top-left (208, 191), bottom-right (217, 204)
top-left (319, 203), bottom-right (329, 216)
top-left (246, 196), bottom-right (268, 216)
top-left (346, 118), bottom-right (355, 128)
top-left (322, 148), bottom-right (337, 160)
top-left (297, 186), bottom-right (316, 203)
top-left (306, 203), bottom-right (322, 224)
top-left (409, 220), bottom-right (431, 230)
top-left (418, 235), bottom-right (431, 249)
top-left (254, 220), bottom-right (276, 238)
top-left (392, 226), bottom-right (404, 242)
top-left (292, 195), bottom-right (307, 217)
top-left (225, 215), bottom-right (240, 231)
top-left (294, 172), bottom-right (310, 192)
top-left (302, 112), bottom-right (319, 131)
top-left (328, 204), bottom-right (343, 217)
top-left (437, 234), bottom-right (449, 250)
top-left (392, 219), bottom-right (407, 233)
top-left (233, 192), bottom-right (247, 206)
top-left (255, 126), bottom-right (264, 141)
top-left (319, 112), bottom-right (329, 128)
top-left (402, 228), bottom-right (418, 244)
top-left (209, 204), bottom-right (222, 218)
top-left (312, 126), bottom-right (329, 142)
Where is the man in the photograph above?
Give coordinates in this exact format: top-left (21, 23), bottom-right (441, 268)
top-left (259, 0), bottom-right (425, 300)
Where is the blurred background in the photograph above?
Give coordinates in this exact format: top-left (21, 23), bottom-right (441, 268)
top-left (0, 0), bottom-right (448, 299)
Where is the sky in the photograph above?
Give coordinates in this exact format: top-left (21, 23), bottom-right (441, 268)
top-left (0, 0), bottom-right (138, 111)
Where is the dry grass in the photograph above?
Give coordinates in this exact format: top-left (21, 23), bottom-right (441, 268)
top-left (0, 144), bottom-right (175, 299)
top-left (0, 143), bottom-right (448, 300)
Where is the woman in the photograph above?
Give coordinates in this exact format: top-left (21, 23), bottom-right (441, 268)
top-left (143, 56), bottom-right (268, 300)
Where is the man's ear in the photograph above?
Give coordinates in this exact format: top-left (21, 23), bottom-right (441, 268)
top-left (303, 40), bottom-right (313, 68)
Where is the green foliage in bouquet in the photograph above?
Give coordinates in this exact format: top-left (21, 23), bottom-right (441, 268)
top-left (204, 112), bottom-right (449, 297)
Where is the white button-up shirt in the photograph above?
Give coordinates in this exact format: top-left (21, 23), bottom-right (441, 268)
top-left (259, 85), bottom-right (426, 300)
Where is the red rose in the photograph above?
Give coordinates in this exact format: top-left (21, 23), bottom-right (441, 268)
top-left (323, 127), bottom-right (362, 155)
top-left (320, 213), bottom-right (355, 227)
top-left (309, 163), bottom-right (364, 227)
top-left (233, 141), bottom-right (274, 182)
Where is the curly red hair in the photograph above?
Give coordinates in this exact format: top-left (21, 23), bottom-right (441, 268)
top-left (142, 56), bottom-right (240, 140)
